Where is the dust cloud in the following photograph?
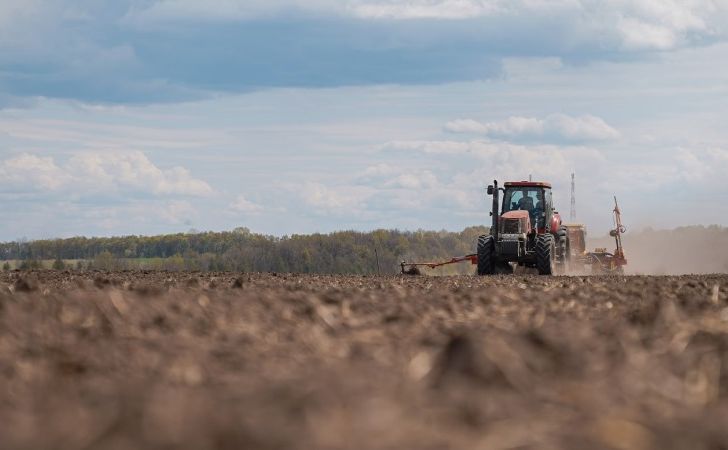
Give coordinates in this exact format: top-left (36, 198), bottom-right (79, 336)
top-left (588, 226), bottom-right (728, 275)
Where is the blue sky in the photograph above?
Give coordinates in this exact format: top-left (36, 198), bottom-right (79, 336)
top-left (1, 0), bottom-right (727, 240)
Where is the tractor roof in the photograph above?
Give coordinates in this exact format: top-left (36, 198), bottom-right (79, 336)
top-left (504, 181), bottom-right (552, 188)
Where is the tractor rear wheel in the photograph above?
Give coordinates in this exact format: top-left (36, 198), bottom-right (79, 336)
top-left (556, 226), bottom-right (570, 274)
top-left (477, 235), bottom-right (494, 275)
top-left (536, 234), bottom-right (555, 275)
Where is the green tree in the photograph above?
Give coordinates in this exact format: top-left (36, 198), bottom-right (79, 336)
top-left (2, 262), bottom-right (10, 271)
top-left (0, 225), bottom-right (496, 274)
top-left (52, 258), bottom-right (65, 270)
top-left (19, 259), bottom-right (41, 270)
top-left (93, 251), bottom-right (118, 270)
top-left (164, 254), bottom-right (185, 271)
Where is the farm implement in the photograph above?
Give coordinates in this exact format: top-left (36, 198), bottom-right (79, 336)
top-left (400, 254), bottom-right (477, 275)
top-left (401, 179), bottom-right (628, 276)
top-left (585, 197), bottom-right (628, 274)
top-left (563, 197), bottom-right (627, 274)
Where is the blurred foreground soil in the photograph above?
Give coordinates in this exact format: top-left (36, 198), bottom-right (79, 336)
top-left (1, 271), bottom-right (728, 449)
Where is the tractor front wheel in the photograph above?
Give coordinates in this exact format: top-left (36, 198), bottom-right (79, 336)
top-left (536, 234), bottom-right (555, 275)
top-left (477, 235), bottom-right (495, 275)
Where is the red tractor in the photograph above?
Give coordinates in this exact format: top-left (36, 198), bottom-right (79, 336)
top-left (399, 179), bottom-right (570, 276)
top-left (478, 180), bottom-right (570, 275)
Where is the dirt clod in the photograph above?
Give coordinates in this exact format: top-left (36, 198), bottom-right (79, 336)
top-left (14, 275), bottom-right (39, 292)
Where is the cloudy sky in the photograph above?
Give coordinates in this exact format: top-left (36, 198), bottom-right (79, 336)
top-left (1, 0), bottom-right (727, 241)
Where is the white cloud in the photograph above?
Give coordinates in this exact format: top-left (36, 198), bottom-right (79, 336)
top-left (154, 166), bottom-right (213, 196)
top-left (385, 170), bottom-right (439, 189)
top-left (442, 119), bottom-right (490, 134)
top-left (229, 194), bottom-right (263, 214)
top-left (360, 164), bottom-right (440, 190)
top-left (1, 0), bottom-right (726, 110)
top-left (354, 0), bottom-right (726, 48)
top-left (444, 114), bottom-right (620, 143)
top-left (301, 182), bottom-right (350, 210)
top-left (593, 146), bottom-right (728, 198)
top-left (545, 114), bottom-right (621, 142)
top-left (296, 182), bottom-right (379, 219)
top-left (121, 0), bottom-right (728, 53)
top-left (362, 163), bottom-right (398, 177)
top-left (617, 17), bottom-right (680, 50)
top-left (160, 200), bottom-right (197, 224)
top-left (382, 139), bottom-right (728, 223)
top-left (0, 117), bottom-right (231, 150)
top-left (0, 5), bottom-right (726, 241)
top-left (383, 140), bottom-right (472, 155)
top-left (0, 151), bottom-right (213, 197)
top-left (126, 0), bottom-right (344, 23)
top-left (348, 0), bottom-right (728, 52)
top-left (0, 153), bottom-right (71, 190)
top-left (382, 138), bottom-right (606, 186)
top-left (355, 158), bottom-right (502, 215)
top-left (611, 0), bottom-right (715, 50)
top-left (674, 147), bottom-right (728, 184)
top-left (351, 0), bottom-right (503, 19)
top-left (67, 151), bottom-right (213, 196)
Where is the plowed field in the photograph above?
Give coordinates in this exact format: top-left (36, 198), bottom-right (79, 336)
top-left (1, 271), bottom-right (728, 449)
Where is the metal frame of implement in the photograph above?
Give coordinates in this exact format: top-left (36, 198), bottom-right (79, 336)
top-left (583, 196), bottom-right (627, 273)
top-left (400, 254), bottom-right (477, 274)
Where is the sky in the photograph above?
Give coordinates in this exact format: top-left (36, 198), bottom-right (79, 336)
top-left (1, 0), bottom-right (727, 241)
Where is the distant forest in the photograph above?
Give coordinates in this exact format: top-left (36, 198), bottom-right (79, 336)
top-left (2, 225), bottom-right (726, 275)
top-left (0, 227), bottom-right (488, 274)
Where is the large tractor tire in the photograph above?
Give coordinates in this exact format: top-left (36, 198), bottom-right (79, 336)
top-left (536, 234), bottom-right (555, 275)
top-left (556, 226), bottom-right (570, 274)
top-left (477, 235), bottom-right (495, 275)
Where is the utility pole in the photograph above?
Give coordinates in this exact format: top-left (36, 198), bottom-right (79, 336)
top-left (570, 172), bottom-right (576, 222)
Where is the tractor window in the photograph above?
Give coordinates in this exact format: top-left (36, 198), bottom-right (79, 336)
top-left (503, 188), bottom-right (545, 228)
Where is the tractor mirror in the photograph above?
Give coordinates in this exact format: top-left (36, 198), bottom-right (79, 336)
top-left (487, 185), bottom-right (494, 195)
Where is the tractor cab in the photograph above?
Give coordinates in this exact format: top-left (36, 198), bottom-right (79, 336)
top-left (502, 182), bottom-right (554, 232)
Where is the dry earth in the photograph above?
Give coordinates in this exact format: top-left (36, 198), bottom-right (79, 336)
top-left (1, 270), bottom-right (728, 450)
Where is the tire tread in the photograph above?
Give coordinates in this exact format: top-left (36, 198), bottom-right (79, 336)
top-left (536, 234), bottom-right (554, 275)
top-left (477, 235), bottom-right (494, 276)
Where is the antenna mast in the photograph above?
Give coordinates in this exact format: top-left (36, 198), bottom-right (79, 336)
top-left (570, 173), bottom-right (576, 222)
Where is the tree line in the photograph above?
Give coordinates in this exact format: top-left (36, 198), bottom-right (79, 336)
top-left (0, 227), bottom-right (489, 274)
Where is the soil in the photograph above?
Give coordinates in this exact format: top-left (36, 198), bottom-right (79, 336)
top-left (1, 270), bottom-right (728, 449)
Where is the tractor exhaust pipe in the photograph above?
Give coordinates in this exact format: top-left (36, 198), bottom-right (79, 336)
top-left (488, 180), bottom-right (499, 242)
